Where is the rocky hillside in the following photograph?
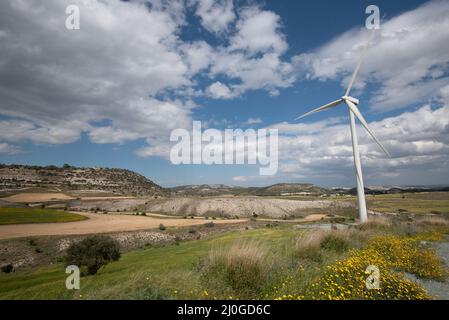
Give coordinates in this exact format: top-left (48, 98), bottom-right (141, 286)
top-left (252, 183), bottom-right (328, 196)
top-left (0, 164), bottom-right (164, 196)
top-left (170, 184), bottom-right (247, 196)
top-left (171, 183), bottom-right (329, 196)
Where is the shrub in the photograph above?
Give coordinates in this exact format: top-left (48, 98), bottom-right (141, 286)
top-left (159, 224), bottom-right (166, 231)
top-left (308, 248), bottom-right (430, 300)
top-left (1, 264), bottom-right (13, 273)
top-left (293, 230), bottom-right (327, 262)
top-left (304, 234), bottom-right (448, 300)
top-left (200, 240), bottom-right (273, 296)
top-left (320, 234), bottom-right (349, 253)
top-left (65, 235), bottom-right (121, 275)
top-left (204, 222), bottom-right (215, 228)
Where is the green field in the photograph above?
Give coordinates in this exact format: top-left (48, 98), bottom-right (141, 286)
top-left (0, 227), bottom-right (297, 299)
top-left (1, 221), bottom-right (447, 300)
top-left (277, 192), bottom-right (449, 215)
top-left (1, 192), bottom-right (449, 300)
top-left (366, 193), bottom-right (449, 215)
top-left (0, 208), bottom-right (87, 225)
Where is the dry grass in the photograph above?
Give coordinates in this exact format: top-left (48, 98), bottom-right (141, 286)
top-left (199, 240), bottom-right (274, 297)
top-left (293, 230), bottom-right (331, 262)
top-left (415, 215), bottom-right (449, 227)
top-left (359, 215), bottom-right (391, 230)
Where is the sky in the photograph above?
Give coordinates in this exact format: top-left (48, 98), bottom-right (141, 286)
top-left (0, 0), bottom-right (449, 188)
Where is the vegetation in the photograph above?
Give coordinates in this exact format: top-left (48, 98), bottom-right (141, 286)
top-left (65, 236), bottom-right (121, 275)
top-left (0, 210), bottom-right (448, 300)
top-left (1, 264), bottom-right (13, 274)
top-left (0, 207), bottom-right (87, 225)
top-left (319, 233), bottom-right (350, 252)
top-left (365, 193), bottom-right (449, 215)
top-left (305, 235), bottom-right (446, 300)
top-left (199, 240), bottom-right (275, 297)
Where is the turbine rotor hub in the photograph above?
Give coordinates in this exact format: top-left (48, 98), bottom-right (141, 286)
top-left (342, 95), bottom-right (359, 105)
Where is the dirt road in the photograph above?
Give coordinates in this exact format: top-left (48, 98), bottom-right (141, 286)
top-left (0, 212), bottom-right (247, 240)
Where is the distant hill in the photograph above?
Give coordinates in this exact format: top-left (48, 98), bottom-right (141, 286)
top-left (252, 183), bottom-right (328, 196)
top-left (171, 183), bottom-right (328, 196)
top-left (0, 164), bottom-right (165, 196)
top-left (171, 183), bottom-right (449, 197)
top-left (170, 184), bottom-right (247, 196)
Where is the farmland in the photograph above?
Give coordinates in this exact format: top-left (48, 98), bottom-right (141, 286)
top-left (0, 208), bottom-right (87, 225)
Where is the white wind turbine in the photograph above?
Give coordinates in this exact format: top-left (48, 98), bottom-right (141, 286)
top-left (295, 38), bottom-right (390, 223)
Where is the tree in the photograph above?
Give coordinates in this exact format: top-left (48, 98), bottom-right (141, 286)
top-left (65, 236), bottom-right (121, 275)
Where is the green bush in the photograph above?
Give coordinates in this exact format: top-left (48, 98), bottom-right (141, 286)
top-left (65, 235), bottom-right (121, 275)
top-left (159, 224), bottom-right (166, 231)
top-left (320, 234), bottom-right (349, 253)
top-left (1, 264), bottom-right (13, 273)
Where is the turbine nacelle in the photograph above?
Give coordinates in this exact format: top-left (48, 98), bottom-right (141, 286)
top-left (342, 96), bottom-right (359, 105)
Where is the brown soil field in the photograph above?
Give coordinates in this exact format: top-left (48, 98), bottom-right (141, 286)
top-left (0, 212), bottom-right (247, 240)
top-left (1, 193), bottom-right (75, 203)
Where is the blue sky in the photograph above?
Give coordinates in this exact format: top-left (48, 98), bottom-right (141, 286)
top-left (1, 0), bottom-right (448, 188)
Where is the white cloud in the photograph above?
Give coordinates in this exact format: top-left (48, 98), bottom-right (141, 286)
top-left (269, 98), bottom-right (449, 185)
top-left (247, 117), bottom-right (262, 125)
top-left (0, 0), bottom-right (296, 155)
top-left (294, 0), bottom-right (449, 112)
top-left (206, 81), bottom-right (234, 99)
top-left (230, 6), bottom-right (287, 55)
top-left (180, 41), bottom-right (214, 75)
top-left (232, 176), bottom-right (248, 182)
top-left (0, 143), bottom-right (20, 155)
top-left (204, 5), bottom-right (295, 98)
top-left (0, 0), bottom-right (194, 155)
top-left (192, 0), bottom-right (235, 34)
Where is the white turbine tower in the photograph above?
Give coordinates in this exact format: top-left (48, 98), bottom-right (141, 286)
top-left (295, 39), bottom-right (390, 223)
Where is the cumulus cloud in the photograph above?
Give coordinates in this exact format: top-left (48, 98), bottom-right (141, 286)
top-left (294, 0), bottom-right (449, 111)
top-left (0, 0), bottom-right (194, 154)
top-left (191, 0), bottom-right (235, 34)
top-left (0, 0), bottom-right (296, 156)
top-left (230, 6), bottom-right (287, 55)
top-left (269, 99), bottom-right (449, 185)
top-left (206, 81), bottom-right (234, 99)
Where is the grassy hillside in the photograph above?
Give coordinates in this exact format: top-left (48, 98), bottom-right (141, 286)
top-left (0, 208), bottom-right (87, 225)
top-left (1, 220), bottom-right (447, 300)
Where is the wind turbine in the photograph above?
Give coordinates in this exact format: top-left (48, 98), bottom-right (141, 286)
top-left (295, 37), bottom-right (390, 223)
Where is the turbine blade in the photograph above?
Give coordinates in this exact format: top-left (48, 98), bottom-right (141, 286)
top-left (344, 30), bottom-right (376, 96)
top-left (345, 101), bottom-right (391, 157)
top-left (295, 99), bottom-right (343, 120)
